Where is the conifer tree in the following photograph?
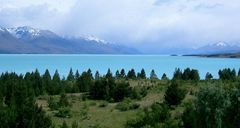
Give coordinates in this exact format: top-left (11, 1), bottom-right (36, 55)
top-left (75, 70), bottom-right (80, 79)
top-left (106, 68), bottom-right (113, 79)
top-left (67, 68), bottom-right (74, 81)
top-left (52, 70), bottom-right (62, 94)
top-left (77, 71), bottom-right (93, 92)
top-left (127, 69), bottom-right (136, 79)
top-left (205, 72), bottom-right (213, 80)
top-left (182, 68), bottom-right (191, 80)
top-left (164, 80), bottom-right (186, 106)
top-left (150, 69), bottom-right (158, 79)
top-left (139, 68), bottom-right (146, 79)
top-left (161, 73), bottom-right (168, 80)
top-left (173, 68), bottom-right (182, 80)
top-left (190, 69), bottom-right (200, 81)
top-left (115, 70), bottom-right (120, 78)
top-left (95, 71), bottom-right (100, 80)
top-left (120, 69), bottom-right (126, 78)
top-left (238, 69), bottom-right (240, 77)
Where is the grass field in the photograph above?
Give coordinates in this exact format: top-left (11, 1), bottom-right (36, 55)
top-left (37, 79), bottom-right (203, 128)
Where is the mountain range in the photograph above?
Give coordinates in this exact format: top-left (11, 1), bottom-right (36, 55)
top-left (191, 42), bottom-right (240, 54)
top-left (0, 26), bottom-right (138, 54)
top-left (0, 26), bottom-right (240, 55)
top-left (159, 42), bottom-right (240, 55)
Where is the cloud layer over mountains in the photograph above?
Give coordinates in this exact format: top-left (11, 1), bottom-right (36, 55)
top-left (1, 0), bottom-right (240, 53)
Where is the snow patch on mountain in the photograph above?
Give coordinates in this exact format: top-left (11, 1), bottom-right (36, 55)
top-left (0, 27), bottom-right (5, 32)
top-left (6, 26), bottom-right (41, 38)
top-left (83, 35), bottom-right (108, 44)
top-left (212, 42), bottom-right (228, 47)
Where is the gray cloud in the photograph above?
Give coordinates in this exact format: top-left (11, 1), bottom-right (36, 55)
top-left (1, 0), bottom-right (240, 53)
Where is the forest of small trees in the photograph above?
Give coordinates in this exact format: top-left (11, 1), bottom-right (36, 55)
top-left (0, 67), bottom-right (239, 128)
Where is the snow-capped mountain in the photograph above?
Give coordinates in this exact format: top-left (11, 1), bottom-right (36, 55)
top-left (214, 42), bottom-right (227, 47)
top-left (6, 26), bottom-right (41, 39)
top-left (82, 35), bottom-right (108, 44)
top-left (192, 42), bottom-right (240, 54)
top-left (3, 26), bottom-right (58, 40)
top-left (0, 26), bottom-right (139, 54)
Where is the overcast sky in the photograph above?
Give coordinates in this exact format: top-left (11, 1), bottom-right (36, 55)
top-left (1, 0), bottom-right (240, 52)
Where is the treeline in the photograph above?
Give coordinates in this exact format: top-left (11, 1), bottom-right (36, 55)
top-left (0, 72), bottom-right (52, 128)
top-left (0, 67), bottom-right (240, 128)
top-left (1, 67), bottom-right (240, 97)
top-left (127, 81), bottom-right (240, 128)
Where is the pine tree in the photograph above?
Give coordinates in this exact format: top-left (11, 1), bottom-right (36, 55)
top-left (205, 72), bottom-right (213, 80)
top-left (127, 69), bottom-right (136, 79)
top-left (53, 70), bottom-right (61, 82)
top-left (164, 80), bottom-right (186, 106)
top-left (173, 68), bottom-right (182, 80)
top-left (238, 69), bottom-right (240, 77)
top-left (77, 71), bottom-right (93, 92)
top-left (75, 70), bottom-right (80, 79)
top-left (52, 70), bottom-right (62, 94)
top-left (33, 69), bottom-right (43, 95)
top-left (115, 70), bottom-right (120, 78)
top-left (161, 73), bottom-right (168, 80)
top-left (182, 68), bottom-right (191, 80)
top-left (120, 69), bottom-right (126, 78)
top-left (67, 68), bottom-right (74, 81)
top-left (190, 69), bottom-right (200, 81)
top-left (43, 69), bottom-right (51, 81)
top-left (150, 69), bottom-right (158, 79)
top-left (139, 68), bottom-right (146, 79)
top-left (106, 68), bottom-right (113, 79)
top-left (95, 71), bottom-right (100, 80)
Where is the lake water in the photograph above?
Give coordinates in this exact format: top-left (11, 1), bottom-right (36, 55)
top-left (0, 54), bottom-right (239, 79)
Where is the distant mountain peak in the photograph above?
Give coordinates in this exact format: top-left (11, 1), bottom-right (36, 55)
top-left (0, 26), bottom-right (138, 54)
top-left (212, 42), bottom-right (228, 47)
top-left (6, 26), bottom-right (41, 39)
top-left (82, 35), bottom-right (108, 44)
top-left (0, 27), bottom-right (5, 32)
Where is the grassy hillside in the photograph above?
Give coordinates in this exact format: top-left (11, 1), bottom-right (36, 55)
top-left (37, 80), bottom-right (202, 128)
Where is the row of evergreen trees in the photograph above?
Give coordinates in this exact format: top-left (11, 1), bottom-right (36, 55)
top-left (1, 67), bottom-right (239, 96)
top-left (0, 72), bottom-right (52, 128)
top-left (173, 68), bottom-right (200, 81)
top-left (127, 81), bottom-right (240, 128)
top-left (218, 68), bottom-right (239, 80)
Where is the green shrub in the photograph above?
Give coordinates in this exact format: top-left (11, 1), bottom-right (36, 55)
top-left (61, 120), bottom-right (69, 128)
top-left (195, 85), bottom-right (230, 128)
top-left (129, 103), bottom-right (140, 110)
top-left (89, 101), bottom-right (97, 106)
top-left (59, 93), bottom-right (71, 107)
top-left (72, 120), bottom-right (79, 128)
top-left (80, 109), bottom-right (88, 120)
top-left (71, 120), bottom-right (79, 128)
top-left (115, 98), bottom-right (139, 111)
top-left (82, 102), bottom-right (89, 110)
top-left (131, 86), bottom-right (148, 100)
top-left (55, 107), bottom-right (72, 118)
top-left (126, 102), bottom-right (171, 128)
top-left (48, 97), bottom-right (58, 110)
top-left (164, 80), bottom-right (186, 106)
top-left (116, 101), bottom-right (129, 111)
top-left (80, 93), bottom-right (88, 101)
top-left (98, 101), bottom-right (108, 107)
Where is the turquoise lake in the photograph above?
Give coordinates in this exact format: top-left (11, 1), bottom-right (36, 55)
top-left (0, 54), bottom-right (240, 79)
